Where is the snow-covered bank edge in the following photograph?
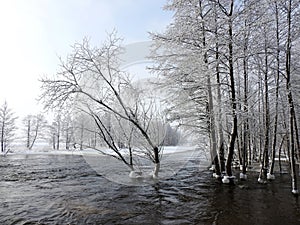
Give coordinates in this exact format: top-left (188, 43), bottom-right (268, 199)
top-left (1, 149), bottom-right (85, 156)
top-left (1, 146), bottom-right (200, 157)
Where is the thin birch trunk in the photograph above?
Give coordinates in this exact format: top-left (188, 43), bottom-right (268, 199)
top-left (286, 0), bottom-right (298, 195)
top-left (199, 0), bottom-right (221, 177)
top-left (259, 29), bottom-right (270, 183)
top-left (213, 1), bottom-right (226, 173)
top-left (269, 0), bottom-right (280, 179)
top-left (224, 0), bottom-right (238, 180)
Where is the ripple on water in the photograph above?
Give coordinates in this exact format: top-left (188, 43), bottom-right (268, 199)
top-left (0, 154), bottom-right (300, 225)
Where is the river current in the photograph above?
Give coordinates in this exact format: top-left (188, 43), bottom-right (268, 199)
top-left (0, 152), bottom-right (300, 224)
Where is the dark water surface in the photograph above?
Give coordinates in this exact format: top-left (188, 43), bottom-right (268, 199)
top-left (0, 154), bottom-right (300, 225)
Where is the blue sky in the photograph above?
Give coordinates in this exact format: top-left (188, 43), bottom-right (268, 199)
top-left (0, 0), bottom-right (172, 117)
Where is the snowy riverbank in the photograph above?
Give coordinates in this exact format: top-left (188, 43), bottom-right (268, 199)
top-left (2, 145), bottom-right (202, 156)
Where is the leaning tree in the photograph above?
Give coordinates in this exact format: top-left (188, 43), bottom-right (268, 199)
top-left (40, 32), bottom-right (164, 177)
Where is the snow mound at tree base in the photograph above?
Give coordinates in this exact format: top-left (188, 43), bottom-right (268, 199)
top-left (222, 175), bottom-right (235, 184)
top-left (267, 173), bottom-right (275, 180)
top-left (129, 171), bottom-right (143, 179)
top-left (240, 173), bottom-right (247, 180)
top-left (257, 177), bottom-right (268, 184)
top-left (212, 173), bottom-right (221, 179)
top-left (129, 164), bottom-right (161, 180)
top-left (128, 171), bottom-right (159, 180)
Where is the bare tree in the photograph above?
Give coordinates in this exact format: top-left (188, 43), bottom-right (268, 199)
top-left (150, 0), bottom-right (223, 178)
top-left (148, 0), bottom-right (300, 194)
top-left (40, 32), bottom-right (163, 177)
top-left (268, 0), bottom-right (281, 180)
top-left (23, 114), bottom-right (47, 150)
top-left (73, 111), bottom-right (94, 151)
top-left (48, 114), bottom-right (62, 150)
top-left (0, 101), bottom-right (17, 153)
top-left (285, 0), bottom-right (299, 195)
top-left (62, 114), bottom-right (74, 150)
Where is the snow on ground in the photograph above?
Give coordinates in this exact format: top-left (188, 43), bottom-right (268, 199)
top-left (1, 144), bottom-right (200, 157)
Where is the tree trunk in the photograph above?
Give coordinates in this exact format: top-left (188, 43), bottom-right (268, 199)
top-left (213, 0), bottom-right (226, 173)
top-left (258, 72), bottom-right (263, 164)
top-left (224, 0), bottom-right (237, 181)
top-left (241, 4), bottom-right (250, 179)
top-left (278, 136), bottom-right (285, 174)
top-left (200, 0), bottom-right (221, 177)
top-left (27, 119), bottom-right (31, 149)
top-left (52, 133), bottom-right (56, 150)
top-left (152, 146), bottom-right (160, 178)
top-left (269, 1), bottom-right (280, 179)
top-left (1, 122), bottom-right (4, 152)
top-left (29, 126), bottom-right (39, 150)
top-left (293, 113), bottom-right (300, 159)
top-left (286, 0), bottom-right (298, 195)
top-left (56, 122), bottom-right (60, 150)
top-left (259, 32), bottom-right (270, 183)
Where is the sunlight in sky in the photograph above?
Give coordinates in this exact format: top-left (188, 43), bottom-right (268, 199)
top-left (0, 0), bottom-right (172, 118)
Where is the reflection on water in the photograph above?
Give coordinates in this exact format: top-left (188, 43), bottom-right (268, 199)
top-left (0, 153), bottom-right (300, 225)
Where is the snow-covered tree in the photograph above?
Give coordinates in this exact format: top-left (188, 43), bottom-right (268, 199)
top-left (163, 124), bottom-right (180, 146)
top-left (61, 113), bottom-right (75, 150)
top-left (150, 0), bottom-right (240, 180)
top-left (284, 0), bottom-right (299, 195)
top-left (0, 101), bottom-right (17, 153)
top-left (23, 114), bottom-right (47, 150)
top-left (150, 0), bottom-right (219, 173)
top-left (40, 32), bottom-right (164, 177)
top-left (150, 0), bottom-right (300, 190)
top-left (49, 114), bottom-right (62, 150)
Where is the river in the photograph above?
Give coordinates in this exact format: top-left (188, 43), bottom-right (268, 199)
top-left (0, 152), bottom-right (300, 224)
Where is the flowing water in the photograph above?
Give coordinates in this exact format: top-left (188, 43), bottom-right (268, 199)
top-left (0, 152), bottom-right (300, 225)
